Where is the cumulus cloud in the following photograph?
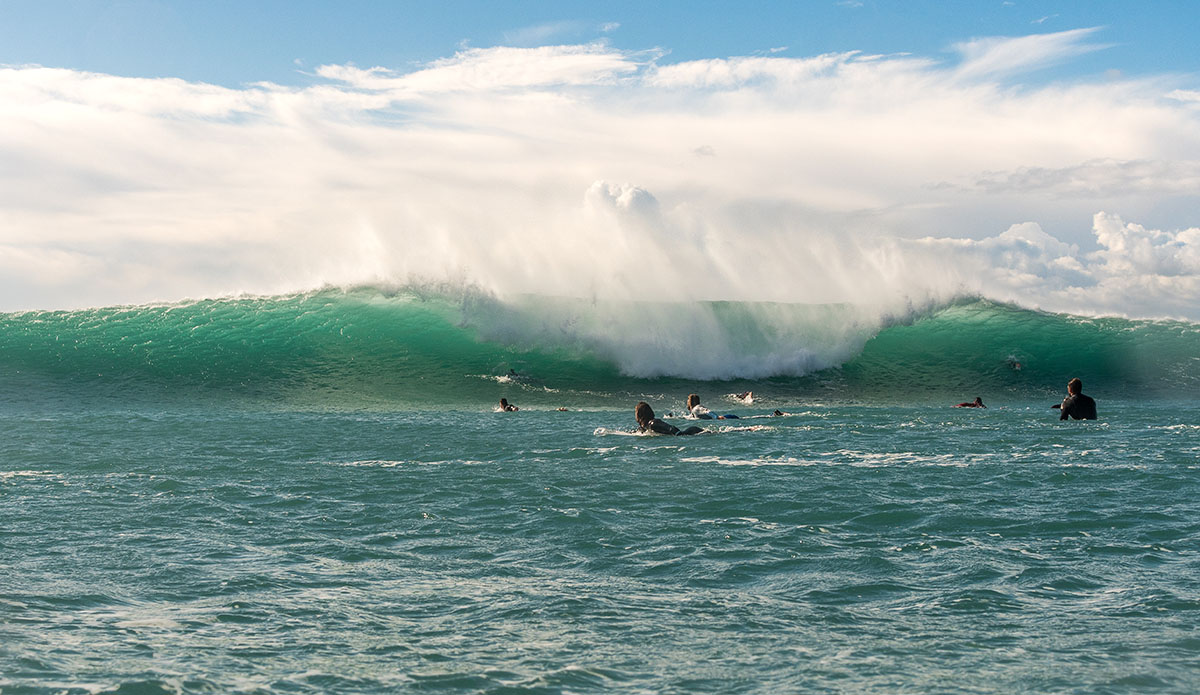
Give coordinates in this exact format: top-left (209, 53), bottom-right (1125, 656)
top-left (0, 31), bottom-right (1198, 319)
top-left (908, 214), bottom-right (1200, 319)
top-left (1091, 212), bottom-right (1200, 277)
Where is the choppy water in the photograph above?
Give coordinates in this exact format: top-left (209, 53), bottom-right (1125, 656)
top-left (4, 399), bottom-right (1199, 694)
top-left (3, 288), bottom-right (1199, 693)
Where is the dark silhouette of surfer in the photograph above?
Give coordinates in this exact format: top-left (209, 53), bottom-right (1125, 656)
top-left (636, 401), bottom-right (704, 435)
top-left (1058, 378), bottom-right (1097, 420)
top-left (499, 398), bottom-right (518, 412)
top-left (954, 397), bottom-right (986, 408)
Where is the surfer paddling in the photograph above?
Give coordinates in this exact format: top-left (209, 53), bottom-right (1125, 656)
top-left (685, 394), bottom-right (740, 420)
top-left (954, 397), bottom-right (986, 408)
top-left (498, 398), bottom-right (519, 412)
top-left (636, 402), bottom-right (704, 435)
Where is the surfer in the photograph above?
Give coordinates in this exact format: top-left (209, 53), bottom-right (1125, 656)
top-left (636, 402), bottom-right (704, 435)
top-left (685, 394), bottom-right (740, 420)
top-left (499, 398), bottom-right (519, 412)
top-left (735, 391), bottom-right (753, 403)
top-left (954, 397), bottom-right (986, 408)
top-left (1058, 378), bottom-right (1097, 420)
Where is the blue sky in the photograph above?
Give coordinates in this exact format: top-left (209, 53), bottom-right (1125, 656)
top-left (1, 0), bottom-right (1197, 88)
top-left (1, 1), bottom-right (1199, 316)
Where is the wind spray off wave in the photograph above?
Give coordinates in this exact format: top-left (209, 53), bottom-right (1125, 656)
top-left (3, 288), bottom-right (1198, 409)
top-left (1, 33), bottom-right (1199, 317)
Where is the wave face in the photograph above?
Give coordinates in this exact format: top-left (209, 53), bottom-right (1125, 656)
top-left (1, 286), bottom-right (1196, 408)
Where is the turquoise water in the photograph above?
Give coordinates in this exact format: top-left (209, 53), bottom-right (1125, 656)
top-left (3, 289), bottom-right (1199, 693)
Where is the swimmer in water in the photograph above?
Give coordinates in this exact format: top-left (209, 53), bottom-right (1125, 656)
top-left (685, 394), bottom-right (740, 420)
top-left (499, 398), bottom-right (519, 412)
top-left (636, 402), bottom-right (704, 435)
top-left (954, 397), bottom-right (986, 408)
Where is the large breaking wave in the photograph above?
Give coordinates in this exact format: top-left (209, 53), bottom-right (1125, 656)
top-left (1, 285), bottom-right (1196, 409)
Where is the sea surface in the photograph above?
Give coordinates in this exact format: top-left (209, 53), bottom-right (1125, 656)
top-left (2, 288), bottom-right (1199, 694)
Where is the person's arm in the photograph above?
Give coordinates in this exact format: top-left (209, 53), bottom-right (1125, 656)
top-left (1059, 398), bottom-right (1070, 420)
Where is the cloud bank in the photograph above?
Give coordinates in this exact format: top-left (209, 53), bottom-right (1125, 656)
top-left (1, 29), bottom-right (1199, 320)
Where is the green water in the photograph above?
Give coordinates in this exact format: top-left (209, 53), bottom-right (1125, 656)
top-left (3, 289), bottom-right (1199, 693)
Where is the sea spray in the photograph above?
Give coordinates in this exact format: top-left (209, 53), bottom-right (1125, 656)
top-left (460, 292), bottom-right (892, 379)
top-left (2, 286), bottom-right (1198, 409)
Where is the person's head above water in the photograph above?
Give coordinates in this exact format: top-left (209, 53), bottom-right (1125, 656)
top-left (635, 401), bottom-right (654, 428)
top-left (974, 397), bottom-right (984, 406)
top-left (686, 394), bottom-right (700, 410)
top-left (1067, 378), bottom-right (1082, 395)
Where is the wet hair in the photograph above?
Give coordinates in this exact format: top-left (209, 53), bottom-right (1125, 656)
top-left (1067, 378), bottom-right (1082, 395)
top-left (686, 394), bottom-right (700, 410)
top-left (499, 398), bottom-right (509, 407)
top-left (635, 401), bottom-right (655, 428)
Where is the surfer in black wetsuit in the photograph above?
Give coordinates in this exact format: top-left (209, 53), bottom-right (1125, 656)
top-left (636, 401), bottom-right (704, 435)
top-left (1059, 378), bottom-right (1097, 420)
top-left (499, 398), bottom-right (519, 412)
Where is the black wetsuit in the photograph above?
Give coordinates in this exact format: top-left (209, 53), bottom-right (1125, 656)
top-left (644, 418), bottom-right (704, 436)
top-left (1060, 393), bottom-right (1097, 420)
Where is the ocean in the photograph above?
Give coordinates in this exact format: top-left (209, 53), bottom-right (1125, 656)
top-left (3, 286), bottom-right (1199, 694)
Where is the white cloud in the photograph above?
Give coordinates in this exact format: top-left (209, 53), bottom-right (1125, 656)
top-left (0, 32), bottom-right (1198, 317)
top-left (909, 214), bottom-right (1200, 319)
top-left (1167, 89), bottom-right (1200, 104)
top-left (952, 27), bottom-right (1108, 79)
top-left (314, 45), bottom-right (643, 94)
top-left (1090, 212), bottom-right (1200, 276)
top-left (502, 20), bottom-right (621, 46)
top-left (971, 159), bottom-right (1200, 198)
top-left (644, 52), bottom-right (855, 89)
top-left (502, 21), bottom-right (583, 46)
